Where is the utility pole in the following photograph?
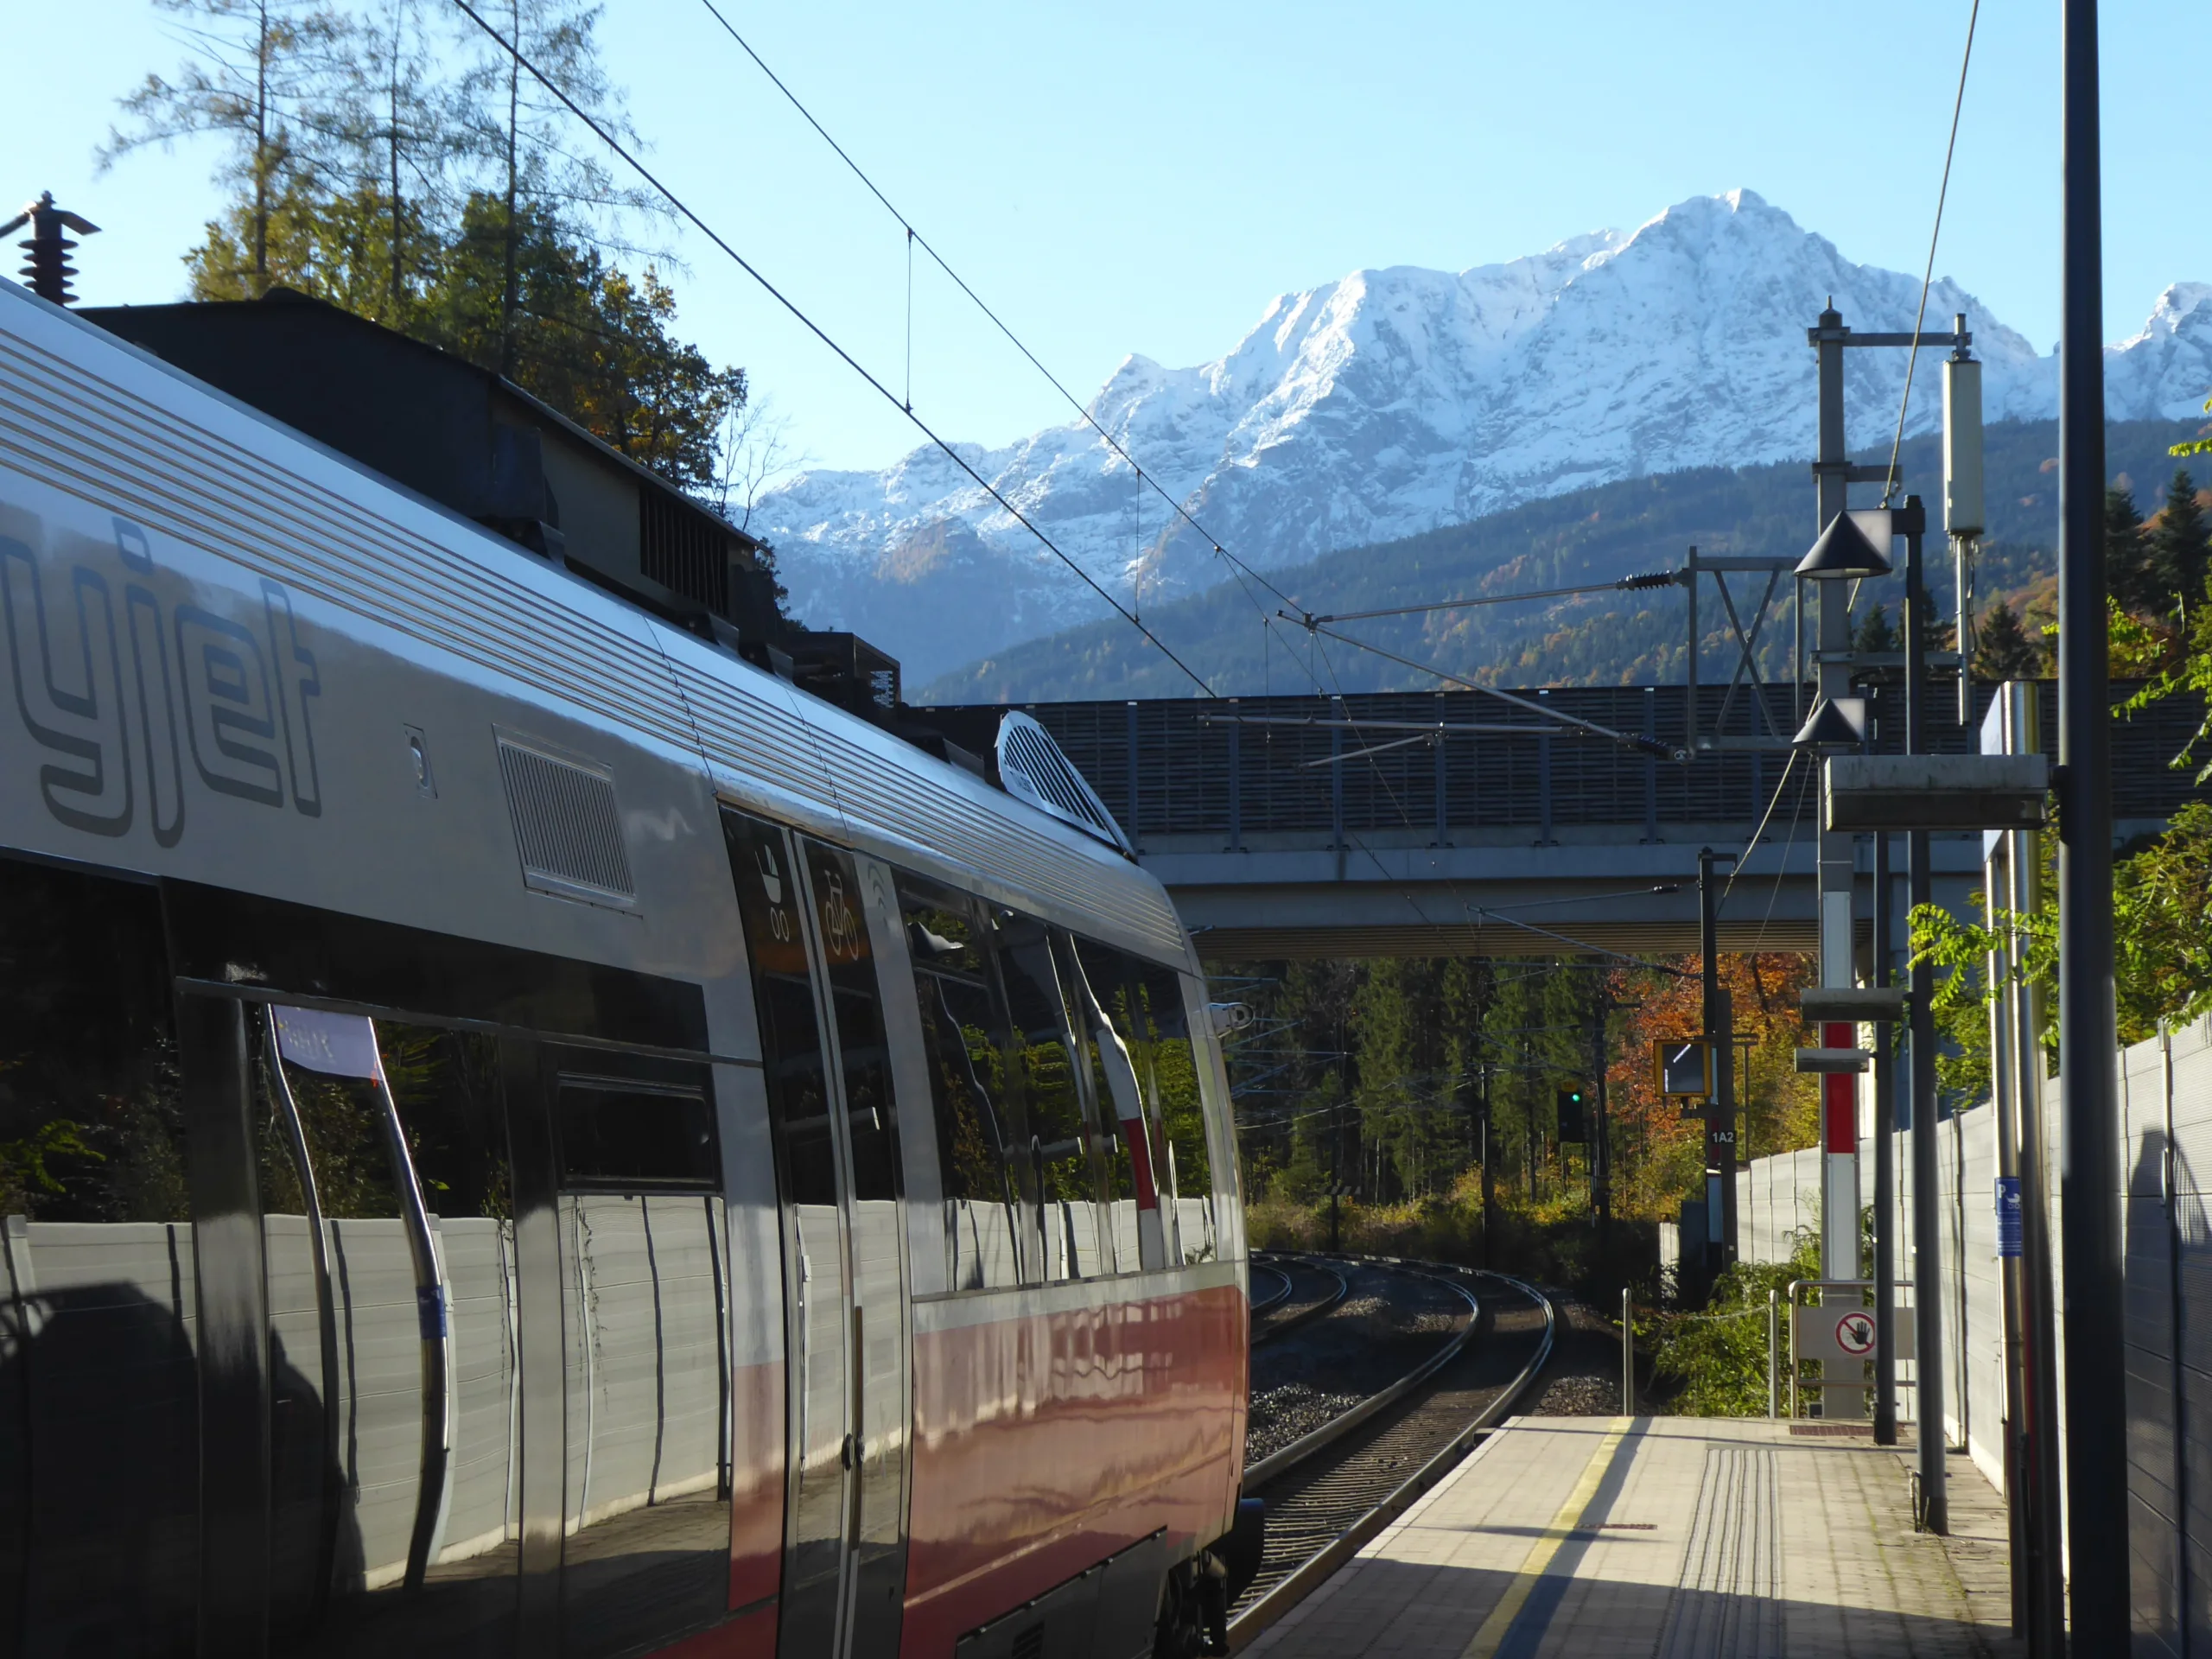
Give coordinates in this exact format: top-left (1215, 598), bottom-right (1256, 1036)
top-left (1872, 814), bottom-right (1898, 1446)
top-left (1526, 1026), bottom-right (1540, 1205)
top-left (1992, 682), bottom-right (2063, 1652)
top-left (1698, 847), bottom-right (1739, 1278)
top-left (1902, 496), bottom-right (1948, 1532)
top-left (1589, 991), bottom-right (1613, 1241)
top-left (1802, 304), bottom-right (1969, 1423)
top-left (1328, 1103), bottom-right (1342, 1254)
top-left (1810, 304), bottom-right (1862, 1306)
top-left (2058, 0), bottom-right (2128, 1643)
top-left (1478, 1059), bottom-right (1494, 1267)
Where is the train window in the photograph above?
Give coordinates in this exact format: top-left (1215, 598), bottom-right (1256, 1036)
top-left (0, 856), bottom-right (198, 1655)
top-left (557, 1079), bottom-right (718, 1188)
top-left (900, 878), bottom-right (1026, 1291)
top-left (1182, 973), bottom-right (1247, 1264)
top-left (551, 1062), bottom-right (731, 1657)
top-left (1059, 940), bottom-right (1166, 1274)
top-left (724, 814), bottom-right (837, 1210)
top-left (1074, 943), bottom-right (1218, 1265)
top-left (801, 841), bottom-right (901, 1205)
top-left (254, 1008), bottom-right (520, 1656)
top-left (995, 918), bottom-right (1109, 1281)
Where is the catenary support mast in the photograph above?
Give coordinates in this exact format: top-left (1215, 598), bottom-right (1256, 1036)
top-left (2056, 0), bottom-right (2128, 1644)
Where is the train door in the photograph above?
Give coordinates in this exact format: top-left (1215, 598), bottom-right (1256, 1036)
top-left (722, 811), bottom-right (912, 1659)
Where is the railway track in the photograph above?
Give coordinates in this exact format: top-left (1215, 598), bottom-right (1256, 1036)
top-left (1230, 1260), bottom-right (1560, 1650)
top-left (1248, 1255), bottom-right (1351, 1347)
top-left (1248, 1258), bottom-right (1294, 1317)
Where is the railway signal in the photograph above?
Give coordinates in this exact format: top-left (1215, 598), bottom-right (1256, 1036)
top-left (1554, 1087), bottom-right (1586, 1142)
top-left (1653, 1038), bottom-right (1713, 1098)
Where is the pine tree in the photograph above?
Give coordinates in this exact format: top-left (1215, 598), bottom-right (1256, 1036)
top-left (100, 0), bottom-right (354, 295)
top-left (111, 0), bottom-right (760, 512)
top-left (2104, 485), bottom-right (2157, 615)
top-left (2147, 469), bottom-right (2210, 613)
top-left (1852, 604), bottom-right (1900, 654)
top-left (1974, 597), bottom-right (2045, 681)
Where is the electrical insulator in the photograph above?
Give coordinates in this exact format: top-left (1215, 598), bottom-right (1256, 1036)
top-left (1, 193), bottom-right (101, 307)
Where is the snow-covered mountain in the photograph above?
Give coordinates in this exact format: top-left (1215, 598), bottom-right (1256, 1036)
top-left (759, 189), bottom-right (2212, 684)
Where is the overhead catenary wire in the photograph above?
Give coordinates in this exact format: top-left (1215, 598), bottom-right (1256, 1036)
top-left (680, 6), bottom-right (1700, 993)
top-left (677, 1), bottom-right (1777, 1178)
top-left (1304, 570), bottom-right (1679, 627)
top-left (691, 0), bottom-right (1306, 616)
top-left (1750, 752), bottom-right (1808, 957)
top-left (1717, 747), bottom-right (1800, 912)
top-left (1878, 0), bottom-right (1982, 511)
top-left (1301, 632), bottom-right (1690, 979)
top-left (448, 0), bottom-right (1217, 696)
top-left (1286, 616), bottom-right (1685, 761)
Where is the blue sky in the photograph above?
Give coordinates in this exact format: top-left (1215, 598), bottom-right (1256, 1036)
top-left (14, 1), bottom-right (2210, 474)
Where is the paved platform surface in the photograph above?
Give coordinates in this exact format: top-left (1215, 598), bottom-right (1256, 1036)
top-left (1247, 1417), bottom-right (2020, 1658)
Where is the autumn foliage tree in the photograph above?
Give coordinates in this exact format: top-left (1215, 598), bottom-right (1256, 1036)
top-left (1604, 952), bottom-right (1818, 1223)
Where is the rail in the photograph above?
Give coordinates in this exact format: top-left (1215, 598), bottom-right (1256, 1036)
top-left (1243, 1260), bottom-right (1481, 1485)
top-left (1229, 1264), bottom-right (1558, 1650)
top-left (1248, 1257), bottom-right (1294, 1317)
top-left (1248, 1255), bottom-right (1350, 1347)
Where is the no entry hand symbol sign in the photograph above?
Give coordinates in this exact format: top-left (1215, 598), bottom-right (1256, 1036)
top-left (1835, 1311), bottom-right (1876, 1357)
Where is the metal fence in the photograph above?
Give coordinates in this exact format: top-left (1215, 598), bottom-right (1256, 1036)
top-left (931, 683), bottom-right (2212, 843)
top-left (1736, 1013), bottom-right (2212, 1652)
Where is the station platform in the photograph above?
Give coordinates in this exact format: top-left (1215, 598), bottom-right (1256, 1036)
top-left (1245, 1417), bottom-right (2018, 1658)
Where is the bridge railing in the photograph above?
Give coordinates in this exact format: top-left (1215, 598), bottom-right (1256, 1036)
top-left (923, 683), bottom-right (2207, 846)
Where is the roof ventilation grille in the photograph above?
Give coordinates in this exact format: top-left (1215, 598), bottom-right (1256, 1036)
top-left (995, 712), bottom-right (1134, 858)
top-left (496, 734), bottom-right (638, 906)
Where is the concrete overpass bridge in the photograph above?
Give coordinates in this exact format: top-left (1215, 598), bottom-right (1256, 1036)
top-left (920, 683), bottom-right (2207, 961)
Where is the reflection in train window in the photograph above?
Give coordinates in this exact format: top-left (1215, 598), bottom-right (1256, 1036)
top-left (557, 1080), bottom-right (718, 1188)
top-left (554, 1065), bottom-right (731, 1658)
top-left (0, 857), bottom-right (197, 1656)
top-left (1075, 942), bottom-right (1219, 1265)
top-left (725, 812), bottom-right (836, 1209)
top-left (801, 840), bottom-right (911, 1648)
top-left (803, 840), bottom-right (900, 1205)
top-left (1059, 939), bottom-right (1165, 1274)
top-left (996, 919), bottom-right (1109, 1281)
top-left (900, 878), bottom-right (1026, 1290)
top-left (253, 1011), bottom-right (519, 1656)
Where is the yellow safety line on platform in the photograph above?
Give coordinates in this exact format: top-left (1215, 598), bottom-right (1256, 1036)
top-left (1457, 1418), bottom-right (1631, 1659)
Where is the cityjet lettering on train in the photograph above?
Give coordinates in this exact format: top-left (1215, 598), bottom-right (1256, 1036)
top-left (0, 514), bottom-right (322, 842)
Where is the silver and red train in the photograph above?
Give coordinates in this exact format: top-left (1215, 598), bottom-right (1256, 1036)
top-left (0, 277), bottom-right (1255, 1657)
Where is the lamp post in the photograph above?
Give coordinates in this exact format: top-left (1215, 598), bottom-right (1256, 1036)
top-left (1794, 510), bottom-right (1891, 1306)
top-left (1899, 495), bottom-right (1948, 1534)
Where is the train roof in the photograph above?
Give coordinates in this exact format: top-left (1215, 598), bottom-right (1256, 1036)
top-left (0, 278), bottom-right (1192, 968)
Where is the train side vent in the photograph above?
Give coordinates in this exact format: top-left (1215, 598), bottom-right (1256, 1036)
top-left (496, 734), bottom-right (638, 906)
top-left (995, 711), bottom-right (1134, 857)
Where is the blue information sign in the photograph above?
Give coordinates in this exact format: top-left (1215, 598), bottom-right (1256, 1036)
top-left (1996, 1175), bottom-right (2024, 1258)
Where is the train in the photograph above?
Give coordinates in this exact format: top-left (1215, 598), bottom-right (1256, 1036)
top-left (0, 276), bottom-right (1258, 1657)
